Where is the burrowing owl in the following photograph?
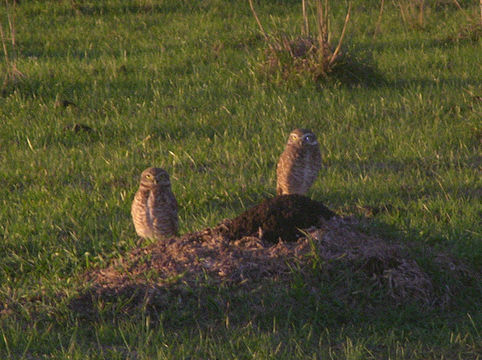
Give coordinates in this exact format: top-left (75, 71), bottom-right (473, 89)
top-left (276, 128), bottom-right (322, 195)
top-left (131, 167), bottom-right (179, 240)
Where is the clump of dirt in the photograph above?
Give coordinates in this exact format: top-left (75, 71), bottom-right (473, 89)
top-left (221, 194), bottom-right (336, 242)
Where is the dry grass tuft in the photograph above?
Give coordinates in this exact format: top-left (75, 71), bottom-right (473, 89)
top-left (437, 0), bottom-right (482, 43)
top-left (249, 0), bottom-right (352, 81)
top-left (0, 0), bottom-right (25, 95)
top-left (396, 0), bottom-right (426, 29)
top-left (307, 217), bottom-right (435, 304)
top-left (377, 0), bottom-right (481, 40)
top-left (449, 19), bottom-right (482, 43)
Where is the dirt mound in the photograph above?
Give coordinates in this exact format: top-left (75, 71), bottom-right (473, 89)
top-left (71, 210), bottom-right (456, 316)
top-left (69, 197), bottom-right (480, 317)
top-left (221, 194), bottom-right (336, 242)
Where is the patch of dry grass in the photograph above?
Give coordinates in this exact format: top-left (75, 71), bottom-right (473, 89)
top-left (449, 1), bottom-right (482, 43)
top-left (249, 0), bottom-right (352, 81)
top-left (377, 0), bottom-right (481, 40)
top-left (71, 209), bottom-right (476, 317)
top-left (0, 0), bottom-right (25, 95)
top-left (396, 0), bottom-right (426, 29)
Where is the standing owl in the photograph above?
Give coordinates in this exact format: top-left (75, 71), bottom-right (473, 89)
top-left (276, 128), bottom-right (322, 195)
top-left (131, 167), bottom-right (179, 240)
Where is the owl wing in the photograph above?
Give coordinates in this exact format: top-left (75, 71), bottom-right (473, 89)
top-left (166, 190), bottom-right (179, 234)
top-left (305, 144), bottom-right (322, 187)
top-left (149, 189), bottom-right (178, 237)
top-left (276, 146), bottom-right (302, 194)
top-left (147, 190), bottom-right (159, 231)
top-left (132, 189), bottom-right (151, 238)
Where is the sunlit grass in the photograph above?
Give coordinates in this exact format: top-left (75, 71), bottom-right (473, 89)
top-left (0, 0), bottom-right (480, 358)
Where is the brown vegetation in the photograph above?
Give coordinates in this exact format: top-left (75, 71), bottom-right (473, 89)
top-left (248, 0), bottom-right (352, 80)
top-left (0, 0), bottom-right (24, 94)
top-left (70, 195), bottom-right (477, 317)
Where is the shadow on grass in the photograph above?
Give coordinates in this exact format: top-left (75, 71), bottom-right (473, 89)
top-left (325, 53), bottom-right (386, 88)
top-left (253, 43), bottom-right (388, 89)
top-left (52, 1), bottom-right (207, 17)
top-left (385, 77), bottom-right (481, 90)
top-left (327, 156), bottom-right (481, 173)
top-left (67, 258), bottom-right (479, 352)
top-left (367, 33), bottom-right (481, 53)
top-left (325, 156), bottom-right (481, 200)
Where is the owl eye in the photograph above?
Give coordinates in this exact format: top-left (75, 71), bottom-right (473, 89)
top-left (302, 133), bottom-right (317, 143)
top-left (145, 174), bottom-right (152, 179)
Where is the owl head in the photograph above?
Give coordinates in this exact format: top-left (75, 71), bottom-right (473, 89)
top-left (286, 128), bottom-right (318, 147)
top-left (139, 167), bottom-right (171, 188)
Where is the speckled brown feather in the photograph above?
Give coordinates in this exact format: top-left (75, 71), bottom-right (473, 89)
top-left (149, 186), bottom-right (178, 237)
top-left (276, 129), bottom-right (322, 195)
top-left (131, 167), bottom-right (179, 240)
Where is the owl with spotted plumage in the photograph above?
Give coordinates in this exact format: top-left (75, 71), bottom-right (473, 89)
top-left (131, 167), bottom-right (179, 240)
top-left (276, 128), bottom-right (322, 196)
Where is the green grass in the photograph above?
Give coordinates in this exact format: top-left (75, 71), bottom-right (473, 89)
top-left (1, 0), bottom-right (481, 358)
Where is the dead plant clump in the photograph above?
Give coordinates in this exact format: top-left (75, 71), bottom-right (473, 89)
top-left (68, 194), bottom-right (477, 316)
top-left (262, 35), bottom-right (335, 80)
top-left (1, 0), bottom-right (25, 95)
top-left (249, 0), bottom-right (352, 80)
top-left (450, 0), bottom-right (482, 42)
top-left (450, 20), bottom-right (482, 42)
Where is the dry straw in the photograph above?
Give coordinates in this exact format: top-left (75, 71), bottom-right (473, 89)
top-left (71, 215), bottom-right (474, 315)
top-left (396, 0), bottom-right (425, 28)
top-left (375, 0), bottom-right (481, 36)
top-left (248, 0), bottom-right (352, 79)
top-left (1, 0), bottom-right (25, 92)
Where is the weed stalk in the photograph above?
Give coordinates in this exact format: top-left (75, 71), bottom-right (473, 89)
top-left (1, 0), bottom-right (25, 92)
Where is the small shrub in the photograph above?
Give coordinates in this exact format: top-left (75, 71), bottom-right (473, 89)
top-left (249, 0), bottom-right (352, 82)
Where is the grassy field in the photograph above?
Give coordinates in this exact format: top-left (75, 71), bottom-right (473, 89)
top-left (0, 0), bottom-right (481, 358)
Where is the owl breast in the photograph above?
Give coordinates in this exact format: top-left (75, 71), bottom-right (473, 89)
top-left (148, 187), bottom-right (178, 238)
top-left (131, 189), bottom-right (153, 239)
top-left (131, 186), bottom-right (178, 240)
top-left (277, 144), bottom-right (321, 195)
top-left (300, 150), bottom-right (321, 192)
